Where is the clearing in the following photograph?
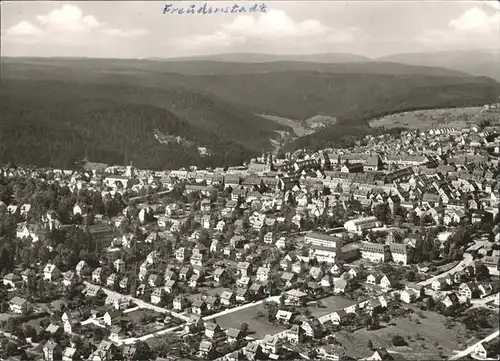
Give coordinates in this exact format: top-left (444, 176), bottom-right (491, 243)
top-left (335, 307), bottom-right (469, 360)
top-left (259, 114), bottom-right (314, 137)
top-left (212, 304), bottom-right (287, 339)
top-left (369, 106), bottom-right (498, 130)
top-left (302, 295), bottom-right (358, 318)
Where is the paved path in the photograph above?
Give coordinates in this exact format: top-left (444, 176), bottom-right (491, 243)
top-left (418, 253), bottom-right (473, 287)
top-left (117, 324), bottom-right (182, 345)
top-left (449, 329), bottom-right (499, 360)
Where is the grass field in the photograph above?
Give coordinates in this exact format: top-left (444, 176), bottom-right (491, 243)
top-left (369, 106), bottom-right (498, 130)
top-left (213, 304), bottom-right (287, 339)
top-left (302, 295), bottom-right (358, 318)
top-left (335, 307), bottom-right (468, 360)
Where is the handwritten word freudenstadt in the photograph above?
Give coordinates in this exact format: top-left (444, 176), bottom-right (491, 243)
top-left (163, 2), bottom-right (267, 15)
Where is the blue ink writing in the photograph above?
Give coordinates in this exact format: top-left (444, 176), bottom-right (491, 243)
top-left (163, 2), bottom-right (267, 15)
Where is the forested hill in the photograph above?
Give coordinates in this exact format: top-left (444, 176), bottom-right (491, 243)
top-left (2, 57), bottom-right (500, 169)
top-left (281, 79), bottom-right (500, 153)
top-left (0, 78), bottom-right (281, 170)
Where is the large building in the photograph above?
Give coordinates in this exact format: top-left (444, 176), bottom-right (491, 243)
top-left (344, 216), bottom-right (381, 233)
top-left (389, 243), bottom-right (414, 265)
top-left (305, 232), bottom-right (342, 265)
top-left (361, 243), bottom-right (389, 263)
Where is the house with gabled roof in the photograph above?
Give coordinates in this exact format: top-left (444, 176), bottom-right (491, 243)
top-left (245, 342), bottom-right (263, 361)
top-left (173, 294), bottom-right (189, 311)
top-left (205, 295), bottom-right (220, 311)
top-left (389, 243), bottom-right (414, 265)
top-left (431, 278), bottom-right (449, 292)
top-left (62, 346), bottom-right (79, 361)
top-left (459, 282), bottom-right (480, 299)
top-left (400, 288), bottom-right (419, 304)
top-left (227, 327), bottom-right (243, 344)
top-left (2, 273), bottom-right (22, 290)
top-left (151, 288), bottom-right (166, 305)
top-left (191, 299), bottom-right (207, 315)
top-left (261, 334), bottom-right (283, 355)
top-left (237, 261), bottom-right (252, 277)
top-left (43, 263), bottom-right (60, 282)
top-left (198, 340), bottom-right (215, 359)
top-left (220, 290), bottom-right (236, 307)
top-left (256, 266), bottom-right (270, 282)
top-left (236, 287), bottom-right (250, 302)
top-left (9, 296), bottom-right (32, 314)
top-left (43, 340), bottom-right (62, 361)
top-left (361, 347), bottom-right (394, 360)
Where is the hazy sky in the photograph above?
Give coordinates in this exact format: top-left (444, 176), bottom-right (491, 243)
top-left (1, 1), bottom-right (499, 58)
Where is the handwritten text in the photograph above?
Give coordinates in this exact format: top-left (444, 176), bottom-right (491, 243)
top-left (163, 2), bottom-right (267, 15)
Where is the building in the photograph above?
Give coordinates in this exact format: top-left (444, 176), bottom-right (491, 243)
top-left (305, 232), bottom-right (341, 265)
top-left (43, 340), bottom-right (62, 361)
top-left (344, 216), bottom-right (381, 232)
top-left (2, 273), bottom-right (22, 290)
top-left (9, 296), bottom-right (32, 314)
top-left (389, 243), bottom-right (413, 265)
top-left (43, 263), bottom-right (60, 282)
top-left (361, 243), bottom-right (389, 263)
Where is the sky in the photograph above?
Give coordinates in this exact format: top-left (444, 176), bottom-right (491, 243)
top-left (1, 1), bottom-right (499, 58)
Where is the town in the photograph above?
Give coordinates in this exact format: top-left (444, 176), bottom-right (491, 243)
top-left (0, 115), bottom-right (499, 361)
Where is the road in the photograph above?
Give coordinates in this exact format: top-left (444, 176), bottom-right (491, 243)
top-left (117, 324), bottom-right (182, 345)
top-left (83, 281), bottom-right (189, 322)
top-left (417, 253), bottom-right (473, 287)
top-left (448, 329), bottom-right (499, 360)
top-left (84, 249), bottom-right (477, 349)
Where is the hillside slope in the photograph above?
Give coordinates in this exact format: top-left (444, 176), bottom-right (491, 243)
top-left (282, 80), bottom-right (500, 152)
top-left (0, 78), bottom-right (285, 169)
top-left (2, 58), bottom-right (495, 121)
top-left (2, 57), bottom-right (500, 168)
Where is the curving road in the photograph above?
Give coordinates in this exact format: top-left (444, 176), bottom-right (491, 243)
top-left (448, 329), bottom-right (499, 360)
top-left (418, 253), bottom-right (474, 287)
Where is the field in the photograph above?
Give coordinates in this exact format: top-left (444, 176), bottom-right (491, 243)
top-left (260, 114), bottom-right (314, 137)
top-left (335, 307), bottom-right (469, 360)
top-left (369, 106), bottom-right (498, 130)
top-left (213, 304), bottom-right (287, 339)
top-left (303, 295), bottom-right (358, 318)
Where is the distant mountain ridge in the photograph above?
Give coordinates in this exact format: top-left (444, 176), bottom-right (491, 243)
top-left (378, 49), bottom-right (500, 81)
top-left (1, 57), bottom-right (472, 78)
top-left (150, 52), bottom-right (372, 63)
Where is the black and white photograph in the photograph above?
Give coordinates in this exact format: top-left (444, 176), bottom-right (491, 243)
top-left (0, 1), bottom-right (499, 360)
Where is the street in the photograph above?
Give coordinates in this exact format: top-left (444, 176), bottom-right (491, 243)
top-left (417, 253), bottom-right (473, 287)
top-left (448, 329), bottom-right (499, 360)
top-left (83, 249), bottom-right (480, 348)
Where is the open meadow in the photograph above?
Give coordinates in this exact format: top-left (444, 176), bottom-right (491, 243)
top-left (369, 107), bottom-right (498, 130)
top-left (335, 307), bottom-right (471, 360)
